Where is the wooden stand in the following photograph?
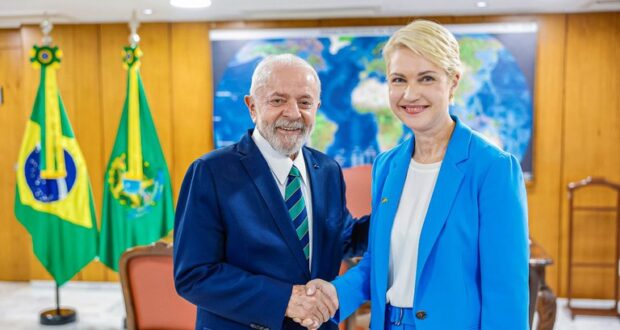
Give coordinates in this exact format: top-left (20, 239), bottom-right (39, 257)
top-left (566, 176), bottom-right (620, 319)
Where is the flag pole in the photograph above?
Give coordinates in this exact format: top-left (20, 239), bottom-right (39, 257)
top-left (40, 283), bottom-right (77, 325)
top-left (35, 17), bottom-right (77, 326)
top-left (39, 283), bottom-right (77, 325)
top-left (129, 10), bottom-right (140, 47)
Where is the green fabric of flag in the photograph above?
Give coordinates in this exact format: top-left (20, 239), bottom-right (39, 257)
top-left (99, 45), bottom-right (174, 271)
top-left (14, 45), bottom-right (98, 286)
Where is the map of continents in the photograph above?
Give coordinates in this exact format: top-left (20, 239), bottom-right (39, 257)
top-left (212, 28), bottom-right (534, 178)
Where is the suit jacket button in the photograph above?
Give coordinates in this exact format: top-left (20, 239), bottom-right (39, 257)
top-left (415, 310), bottom-right (427, 320)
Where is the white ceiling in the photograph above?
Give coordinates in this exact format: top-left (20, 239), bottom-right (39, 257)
top-left (0, 0), bottom-right (619, 28)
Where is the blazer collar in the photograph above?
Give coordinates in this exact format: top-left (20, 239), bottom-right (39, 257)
top-left (442, 115), bottom-right (471, 165)
top-left (415, 115), bottom-right (472, 287)
top-left (383, 116), bottom-right (471, 195)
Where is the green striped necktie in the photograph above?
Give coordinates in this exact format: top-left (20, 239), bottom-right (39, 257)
top-left (285, 165), bottom-right (310, 261)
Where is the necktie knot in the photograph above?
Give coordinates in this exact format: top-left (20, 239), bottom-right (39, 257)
top-left (289, 165), bottom-right (301, 178)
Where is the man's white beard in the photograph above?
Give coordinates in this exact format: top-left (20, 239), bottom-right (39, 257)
top-left (257, 117), bottom-right (311, 157)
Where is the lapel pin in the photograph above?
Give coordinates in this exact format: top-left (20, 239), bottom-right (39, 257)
top-left (381, 197), bottom-right (388, 204)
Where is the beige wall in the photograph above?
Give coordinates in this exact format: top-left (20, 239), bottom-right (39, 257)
top-left (0, 13), bottom-right (618, 298)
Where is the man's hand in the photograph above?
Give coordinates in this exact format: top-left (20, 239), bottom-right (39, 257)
top-left (293, 279), bottom-right (339, 329)
top-left (286, 285), bottom-right (334, 329)
top-left (306, 279), bottom-right (338, 312)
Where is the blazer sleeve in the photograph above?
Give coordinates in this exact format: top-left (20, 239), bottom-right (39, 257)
top-left (173, 160), bottom-right (292, 330)
top-left (331, 154), bottom-right (385, 323)
top-left (478, 154), bottom-right (529, 330)
top-left (331, 248), bottom-right (372, 322)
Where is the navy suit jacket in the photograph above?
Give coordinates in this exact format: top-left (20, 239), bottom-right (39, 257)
top-left (174, 130), bottom-right (368, 330)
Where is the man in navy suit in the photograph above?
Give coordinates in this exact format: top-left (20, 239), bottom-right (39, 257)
top-left (174, 54), bottom-right (368, 330)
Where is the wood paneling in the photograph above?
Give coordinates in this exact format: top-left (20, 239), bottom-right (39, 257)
top-left (98, 23), bottom-right (130, 282)
top-left (524, 15), bottom-right (567, 296)
top-left (0, 30), bottom-right (30, 281)
top-left (138, 24), bottom-right (173, 176)
top-left (170, 23), bottom-right (213, 199)
top-left (561, 12), bottom-right (620, 298)
top-left (0, 29), bottom-right (21, 49)
top-left (0, 14), bottom-right (618, 301)
top-left (68, 25), bottom-right (108, 282)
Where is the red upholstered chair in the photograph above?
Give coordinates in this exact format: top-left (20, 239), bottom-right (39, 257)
top-left (342, 165), bottom-right (372, 217)
top-left (120, 241), bottom-right (196, 330)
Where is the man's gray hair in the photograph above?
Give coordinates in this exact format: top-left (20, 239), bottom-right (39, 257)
top-left (249, 54), bottom-right (321, 96)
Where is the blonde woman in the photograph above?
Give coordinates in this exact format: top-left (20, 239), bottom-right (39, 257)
top-left (305, 20), bottom-right (529, 330)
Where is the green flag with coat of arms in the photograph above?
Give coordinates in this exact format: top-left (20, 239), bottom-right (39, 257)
top-left (98, 45), bottom-right (174, 271)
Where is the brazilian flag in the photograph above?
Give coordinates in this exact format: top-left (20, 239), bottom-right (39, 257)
top-left (98, 46), bottom-right (174, 271)
top-left (14, 45), bottom-right (98, 286)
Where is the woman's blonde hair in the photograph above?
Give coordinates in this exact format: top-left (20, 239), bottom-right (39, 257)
top-left (383, 20), bottom-right (462, 78)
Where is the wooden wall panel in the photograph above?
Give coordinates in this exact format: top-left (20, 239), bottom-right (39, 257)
top-left (0, 30), bottom-right (21, 49)
top-left (99, 24), bottom-right (127, 166)
top-left (68, 25), bottom-right (108, 282)
top-left (138, 23), bottom-right (174, 178)
top-left (522, 15), bottom-right (567, 296)
top-left (0, 30), bottom-right (30, 281)
top-left (561, 12), bottom-right (620, 298)
top-left (170, 23), bottom-right (213, 200)
top-left (98, 23), bottom-right (130, 282)
top-left (139, 23), bottom-right (175, 242)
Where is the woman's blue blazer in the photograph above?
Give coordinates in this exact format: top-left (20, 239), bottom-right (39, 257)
top-left (333, 116), bottom-right (529, 330)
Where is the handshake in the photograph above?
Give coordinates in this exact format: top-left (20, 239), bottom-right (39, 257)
top-left (285, 279), bottom-right (339, 329)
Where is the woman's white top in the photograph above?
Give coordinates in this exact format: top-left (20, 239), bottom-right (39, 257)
top-left (386, 158), bottom-right (442, 307)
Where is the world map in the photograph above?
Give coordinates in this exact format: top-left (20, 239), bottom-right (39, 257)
top-left (212, 26), bottom-right (535, 178)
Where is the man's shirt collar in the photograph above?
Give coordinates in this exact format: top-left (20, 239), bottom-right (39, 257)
top-left (252, 128), bottom-right (309, 186)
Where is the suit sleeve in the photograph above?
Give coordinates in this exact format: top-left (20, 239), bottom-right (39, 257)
top-left (173, 160), bottom-right (292, 330)
top-left (338, 164), bottom-right (370, 258)
top-left (479, 154), bottom-right (529, 330)
top-left (340, 212), bottom-right (370, 258)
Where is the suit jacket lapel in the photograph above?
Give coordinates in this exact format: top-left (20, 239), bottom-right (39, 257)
top-left (374, 139), bottom-right (414, 300)
top-left (238, 132), bottom-right (311, 277)
top-left (303, 149), bottom-right (325, 279)
top-left (415, 118), bottom-right (471, 286)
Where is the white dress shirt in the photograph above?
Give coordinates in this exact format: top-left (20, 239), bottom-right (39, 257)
top-left (252, 129), bottom-right (314, 268)
top-left (386, 158), bottom-right (441, 307)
